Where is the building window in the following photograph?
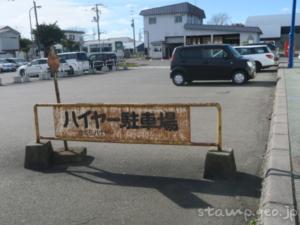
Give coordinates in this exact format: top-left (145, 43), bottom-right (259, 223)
top-left (175, 16), bottom-right (182, 23)
top-left (149, 17), bottom-right (157, 25)
top-left (69, 34), bottom-right (75, 41)
top-left (187, 16), bottom-right (202, 25)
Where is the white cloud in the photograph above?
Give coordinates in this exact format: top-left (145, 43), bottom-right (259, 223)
top-left (116, 18), bottom-right (131, 26)
top-left (0, 0), bottom-right (113, 39)
top-left (102, 28), bottom-right (132, 39)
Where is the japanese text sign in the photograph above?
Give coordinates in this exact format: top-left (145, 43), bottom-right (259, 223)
top-left (53, 104), bottom-right (191, 145)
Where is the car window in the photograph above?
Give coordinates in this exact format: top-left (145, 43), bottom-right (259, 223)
top-left (16, 59), bottom-right (26, 63)
top-left (68, 54), bottom-right (76, 60)
top-left (253, 47), bottom-right (269, 54)
top-left (89, 55), bottom-right (96, 61)
top-left (59, 54), bottom-right (66, 60)
top-left (77, 53), bottom-right (88, 61)
top-left (31, 60), bottom-right (39, 65)
top-left (38, 60), bottom-right (47, 65)
top-left (201, 48), bottom-right (228, 59)
top-left (60, 59), bottom-right (66, 63)
top-left (211, 49), bottom-right (228, 58)
top-left (180, 48), bottom-right (201, 59)
top-left (235, 48), bottom-right (252, 55)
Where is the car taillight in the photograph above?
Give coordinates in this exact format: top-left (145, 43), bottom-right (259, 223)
top-left (266, 54), bottom-right (274, 59)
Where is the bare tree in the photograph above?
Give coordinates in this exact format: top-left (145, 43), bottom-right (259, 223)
top-left (209, 13), bottom-right (231, 25)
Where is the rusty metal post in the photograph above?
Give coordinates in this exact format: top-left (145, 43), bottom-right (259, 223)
top-left (48, 46), bottom-right (69, 151)
top-left (52, 71), bottom-right (69, 150)
top-left (216, 104), bottom-right (222, 151)
top-left (34, 105), bottom-right (40, 143)
top-left (53, 72), bottom-right (61, 103)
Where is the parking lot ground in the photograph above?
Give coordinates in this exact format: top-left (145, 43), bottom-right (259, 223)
top-left (0, 66), bottom-right (276, 225)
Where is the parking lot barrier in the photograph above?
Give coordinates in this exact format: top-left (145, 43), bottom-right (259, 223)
top-left (28, 102), bottom-right (237, 178)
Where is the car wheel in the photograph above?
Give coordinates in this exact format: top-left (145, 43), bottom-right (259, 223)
top-left (255, 61), bottom-right (262, 72)
top-left (69, 66), bottom-right (74, 75)
top-left (172, 73), bottom-right (186, 86)
top-left (232, 71), bottom-right (247, 85)
top-left (20, 69), bottom-right (25, 77)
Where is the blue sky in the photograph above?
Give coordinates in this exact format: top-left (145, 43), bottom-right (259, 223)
top-left (0, 0), bottom-right (297, 40)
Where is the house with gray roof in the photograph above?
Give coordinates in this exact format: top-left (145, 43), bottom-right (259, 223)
top-left (0, 26), bottom-right (20, 56)
top-left (140, 2), bottom-right (262, 59)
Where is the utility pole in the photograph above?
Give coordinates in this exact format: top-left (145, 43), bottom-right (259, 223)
top-left (131, 19), bottom-right (136, 54)
top-left (92, 4), bottom-right (103, 53)
top-left (33, 0), bottom-right (41, 55)
top-left (288, 0), bottom-right (297, 68)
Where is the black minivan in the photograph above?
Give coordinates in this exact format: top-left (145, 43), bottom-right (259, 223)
top-left (170, 44), bottom-right (256, 86)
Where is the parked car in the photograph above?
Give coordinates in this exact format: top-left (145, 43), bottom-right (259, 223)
top-left (234, 45), bottom-right (278, 72)
top-left (247, 42), bottom-right (279, 59)
top-left (89, 52), bottom-right (117, 71)
top-left (17, 58), bottom-right (71, 77)
top-left (0, 59), bottom-right (16, 72)
top-left (5, 58), bottom-right (28, 68)
top-left (58, 52), bottom-right (90, 74)
top-left (170, 44), bottom-right (256, 86)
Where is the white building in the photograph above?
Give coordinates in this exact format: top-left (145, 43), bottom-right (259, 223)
top-left (63, 30), bottom-right (85, 43)
top-left (140, 2), bottom-right (262, 59)
top-left (246, 14), bottom-right (300, 49)
top-left (0, 26), bottom-right (20, 56)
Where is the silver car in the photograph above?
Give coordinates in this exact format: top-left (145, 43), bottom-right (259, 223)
top-left (0, 59), bottom-right (16, 72)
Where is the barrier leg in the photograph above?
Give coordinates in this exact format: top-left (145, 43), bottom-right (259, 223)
top-left (204, 148), bottom-right (237, 180)
top-left (24, 141), bottom-right (53, 170)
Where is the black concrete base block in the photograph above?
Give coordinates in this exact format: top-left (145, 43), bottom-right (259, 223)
top-left (51, 147), bottom-right (87, 164)
top-left (204, 148), bottom-right (237, 180)
top-left (24, 141), bottom-right (53, 170)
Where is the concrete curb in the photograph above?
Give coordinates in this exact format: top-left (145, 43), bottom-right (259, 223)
top-left (259, 68), bottom-right (296, 225)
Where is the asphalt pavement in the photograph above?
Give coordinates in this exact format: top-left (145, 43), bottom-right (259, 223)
top-left (0, 64), bottom-right (276, 225)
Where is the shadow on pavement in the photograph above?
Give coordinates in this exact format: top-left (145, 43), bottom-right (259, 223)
top-left (185, 80), bottom-right (276, 88)
top-left (44, 156), bottom-right (262, 209)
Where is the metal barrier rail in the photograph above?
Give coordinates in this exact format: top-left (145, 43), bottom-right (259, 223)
top-left (34, 103), bottom-right (223, 151)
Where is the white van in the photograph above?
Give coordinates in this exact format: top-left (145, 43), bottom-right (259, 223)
top-left (58, 52), bottom-right (90, 74)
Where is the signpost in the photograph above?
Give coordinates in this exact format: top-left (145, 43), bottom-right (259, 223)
top-left (47, 47), bottom-right (69, 151)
